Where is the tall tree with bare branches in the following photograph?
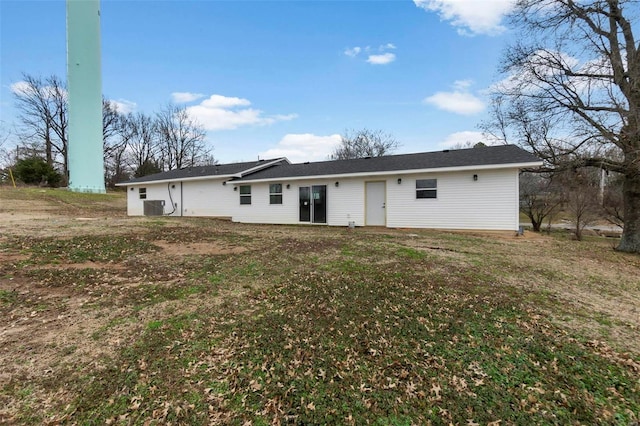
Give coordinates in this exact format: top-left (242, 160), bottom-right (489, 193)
top-left (123, 112), bottom-right (158, 177)
top-left (103, 99), bottom-right (132, 187)
top-left (483, 0), bottom-right (640, 253)
top-left (155, 104), bottom-right (210, 171)
top-left (0, 122), bottom-right (12, 169)
top-left (330, 129), bottom-right (400, 160)
top-left (519, 172), bottom-right (562, 232)
top-left (13, 74), bottom-right (68, 177)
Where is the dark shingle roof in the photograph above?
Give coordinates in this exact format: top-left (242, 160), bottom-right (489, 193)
top-left (118, 158), bottom-right (286, 185)
top-left (118, 145), bottom-right (540, 185)
top-left (236, 145), bottom-right (540, 181)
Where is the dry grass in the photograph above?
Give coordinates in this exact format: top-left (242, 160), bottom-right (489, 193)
top-left (0, 187), bottom-right (638, 424)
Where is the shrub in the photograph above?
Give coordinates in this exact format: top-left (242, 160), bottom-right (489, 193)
top-left (13, 157), bottom-right (62, 187)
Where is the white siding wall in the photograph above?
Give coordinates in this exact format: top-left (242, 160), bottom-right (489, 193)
top-left (181, 179), bottom-right (235, 217)
top-left (386, 169), bottom-right (519, 230)
top-left (231, 182), bottom-right (299, 224)
top-left (126, 186), bottom-right (144, 216)
top-left (126, 168), bottom-right (520, 230)
top-left (127, 178), bottom-right (235, 217)
top-left (327, 178), bottom-right (366, 226)
top-left (231, 178), bottom-right (366, 226)
top-left (126, 182), bottom-right (181, 216)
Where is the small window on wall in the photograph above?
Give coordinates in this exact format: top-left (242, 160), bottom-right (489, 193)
top-left (416, 179), bottom-right (437, 199)
top-left (139, 188), bottom-right (147, 200)
top-left (269, 183), bottom-right (283, 205)
top-left (239, 185), bottom-right (251, 205)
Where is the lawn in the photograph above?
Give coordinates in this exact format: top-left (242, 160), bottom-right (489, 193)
top-left (0, 188), bottom-right (638, 424)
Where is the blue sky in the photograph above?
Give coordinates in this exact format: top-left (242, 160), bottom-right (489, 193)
top-left (1, 0), bottom-right (516, 163)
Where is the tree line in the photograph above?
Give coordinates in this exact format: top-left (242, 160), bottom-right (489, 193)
top-left (519, 169), bottom-right (623, 241)
top-left (3, 74), bottom-right (213, 188)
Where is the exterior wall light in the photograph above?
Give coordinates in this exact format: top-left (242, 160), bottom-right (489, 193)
top-left (397, 178), bottom-right (402, 184)
top-left (473, 174), bottom-right (478, 181)
top-left (286, 184), bottom-right (291, 189)
top-left (335, 181), bottom-right (339, 187)
top-left (234, 186), bottom-right (238, 191)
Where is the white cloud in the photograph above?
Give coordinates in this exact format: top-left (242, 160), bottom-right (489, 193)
top-left (10, 81), bottom-right (32, 96)
top-left (424, 91), bottom-right (485, 114)
top-left (344, 46), bottom-right (362, 57)
top-left (453, 79), bottom-right (473, 90)
top-left (112, 99), bottom-right (137, 114)
top-left (367, 52), bottom-right (396, 65)
top-left (439, 131), bottom-right (490, 148)
top-left (171, 92), bottom-right (205, 103)
top-left (185, 94), bottom-right (297, 131)
top-left (259, 133), bottom-right (342, 163)
top-left (414, 0), bottom-right (514, 36)
top-left (346, 43), bottom-right (397, 64)
top-left (200, 94), bottom-right (251, 109)
top-left (424, 80), bottom-right (485, 115)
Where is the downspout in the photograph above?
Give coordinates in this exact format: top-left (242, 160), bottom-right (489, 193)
top-left (180, 182), bottom-right (183, 217)
top-left (515, 170), bottom-right (521, 232)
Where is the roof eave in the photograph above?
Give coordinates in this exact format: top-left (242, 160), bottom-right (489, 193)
top-left (115, 157), bottom-right (289, 187)
top-left (115, 173), bottom-right (234, 187)
top-left (233, 161), bottom-right (544, 184)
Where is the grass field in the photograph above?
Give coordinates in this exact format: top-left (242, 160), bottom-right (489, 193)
top-left (1, 188), bottom-right (639, 424)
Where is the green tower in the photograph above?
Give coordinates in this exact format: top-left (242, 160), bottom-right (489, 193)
top-left (66, 0), bottom-right (106, 193)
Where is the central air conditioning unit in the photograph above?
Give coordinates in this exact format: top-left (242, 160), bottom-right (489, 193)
top-left (143, 200), bottom-right (165, 216)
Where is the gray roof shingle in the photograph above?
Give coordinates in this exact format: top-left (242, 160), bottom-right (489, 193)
top-left (119, 145), bottom-right (540, 185)
top-left (235, 144), bottom-right (540, 182)
top-left (119, 158), bottom-right (286, 185)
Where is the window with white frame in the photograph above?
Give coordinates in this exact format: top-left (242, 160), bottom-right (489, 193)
top-left (239, 185), bottom-right (251, 205)
top-left (269, 183), bottom-right (283, 205)
top-left (139, 188), bottom-right (147, 200)
top-left (416, 179), bottom-right (437, 199)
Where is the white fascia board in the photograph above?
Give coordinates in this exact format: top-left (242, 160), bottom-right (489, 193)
top-left (233, 161), bottom-right (544, 184)
top-left (115, 174), bottom-right (230, 187)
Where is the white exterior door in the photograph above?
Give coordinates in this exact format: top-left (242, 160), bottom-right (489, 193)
top-left (366, 181), bottom-right (386, 226)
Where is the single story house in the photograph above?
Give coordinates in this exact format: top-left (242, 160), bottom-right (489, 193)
top-left (117, 145), bottom-right (541, 231)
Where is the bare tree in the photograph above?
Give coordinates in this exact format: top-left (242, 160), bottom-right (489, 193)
top-left (558, 170), bottom-right (601, 241)
top-left (124, 112), bottom-right (158, 176)
top-left (13, 74), bottom-right (68, 178)
top-left (0, 123), bottom-right (14, 184)
top-left (102, 98), bottom-right (121, 147)
top-left (520, 172), bottom-right (562, 232)
top-left (482, 0), bottom-right (640, 253)
top-left (12, 74), bottom-right (135, 184)
top-left (330, 129), bottom-right (400, 160)
top-left (602, 172), bottom-right (624, 228)
top-left (446, 141), bottom-right (488, 150)
top-left (0, 122), bottom-right (13, 169)
top-left (155, 104), bottom-right (210, 170)
top-left (10, 75), bottom-right (214, 181)
top-left (102, 100), bottom-right (131, 187)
